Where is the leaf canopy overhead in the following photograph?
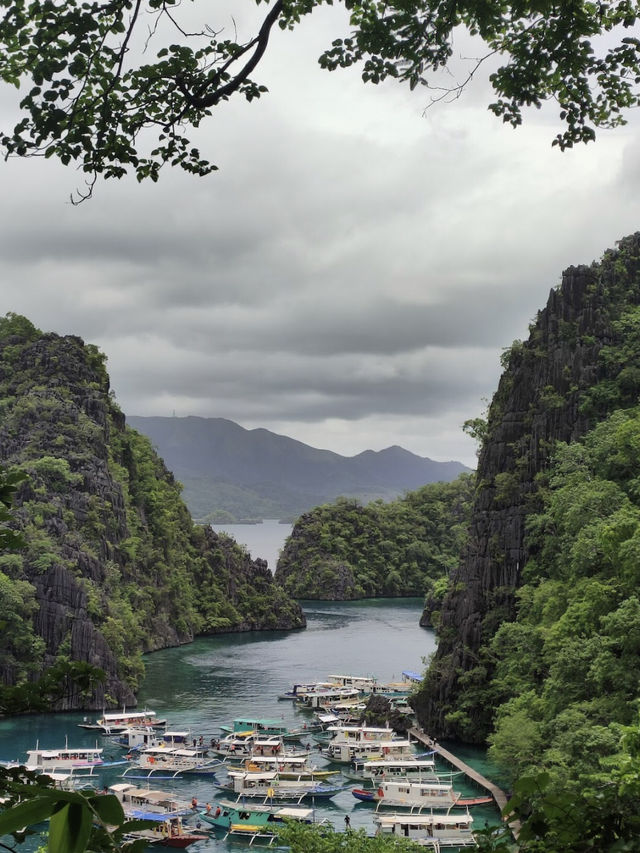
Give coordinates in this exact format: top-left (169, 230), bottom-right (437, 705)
top-left (0, 0), bottom-right (639, 196)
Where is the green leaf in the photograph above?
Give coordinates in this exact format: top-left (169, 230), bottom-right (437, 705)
top-left (48, 802), bottom-right (92, 853)
top-left (0, 796), bottom-right (55, 834)
top-left (89, 793), bottom-right (125, 826)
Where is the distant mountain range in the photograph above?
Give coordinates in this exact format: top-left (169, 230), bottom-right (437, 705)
top-left (127, 416), bottom-right (472, 522)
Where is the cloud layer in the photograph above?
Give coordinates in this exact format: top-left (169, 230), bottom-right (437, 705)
top-left (1, 6), bottom-right (639, 467)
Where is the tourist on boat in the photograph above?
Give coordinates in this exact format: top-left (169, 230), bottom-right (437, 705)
top-left (205, 803), bottom-right (212, 814)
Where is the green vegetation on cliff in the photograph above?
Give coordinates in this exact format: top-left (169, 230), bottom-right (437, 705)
top-left (274, 476), bottom-right (473, 600)
top-left (411, 236), bottom-right (640, 848)
top-left (0, 314), bottom-right (304, 710)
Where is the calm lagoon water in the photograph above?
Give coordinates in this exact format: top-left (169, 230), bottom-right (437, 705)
top-left (1, 602), bottom-right (503, 848)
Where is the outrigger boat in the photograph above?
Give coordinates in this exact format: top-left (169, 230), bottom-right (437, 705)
top-left (108, 783), bottom-right (194, 817)
top-left (374, 811), bottom-right (477, 847)
top-left (78, 709), bottom-right (167, 734)
top-left (212, 734), bottom-right (311, 761)
top-left (352, 779), bottom-right (492, 809)
top-left (219, 717), bottom-right (321, 741)
top-left (217, 770), bottom-right (346, 801)
top-left (241, 755), bottom-right (337, 781)
top-left (342, 757), bottom-right (438, 785)
top-left (295, 687), bottom-right (362, 711)
top-left (121, 814), bottom-right (208, 849)
top-left (200, 799), bottom-right (316, 844)
top-left (323, 736), bottom-right (415, 764)
top-left (112, 728), bottom-right (193, 753)
top-left (278, 681), bottom-right (336, 701)
top-left (122, 745), bottom-right (220, 779)
top-left (3, 745), bottom-right (127, 777)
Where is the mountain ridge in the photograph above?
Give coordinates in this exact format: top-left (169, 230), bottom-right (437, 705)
top-left (128, 415), bottom-right (470, 521)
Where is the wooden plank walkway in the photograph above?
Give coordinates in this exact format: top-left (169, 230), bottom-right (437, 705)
top-left (408, 727), bottom-right (521, 840)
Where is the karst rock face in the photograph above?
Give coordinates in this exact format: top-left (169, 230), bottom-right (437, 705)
top-left (0, 319), bottom-right (304, 711)
top-left (414, 235), bottom-right (640, 740)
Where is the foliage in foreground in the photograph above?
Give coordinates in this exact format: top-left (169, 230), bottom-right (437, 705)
top-left (0, 1), bottom-right (639, 196)
top-left (275, 475), bottom-right (473, 599)
top-left (0, 766), bottom-right (153, 853)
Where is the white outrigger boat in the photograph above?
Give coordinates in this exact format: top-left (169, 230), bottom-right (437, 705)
top-left (112, 728), bottom-right (192, 753)
top-left (343, 757), bottom-right (438, 785)
top-left (352, 779), bottom-right (492, 809)
top-left (322, 726), bottom-right (415, 764)
top-left (374, 811), bottom-right (477, 847)
top-left (2, 745), bottom-right (127, 777)
top-left (296, 687), bottom-right (362, 711)
top-left (212, 733), bottom-right (311, 761)
top-left (108, 783), bottom-right (194, 817)
top-left (78, 709), bottom-right (166, 734)
top-left (217, 769), bottom-right (346, 801)
top-left (122, 745), bottom-right (220, 779)
top-left (241, 754), bottom-right (338, 781)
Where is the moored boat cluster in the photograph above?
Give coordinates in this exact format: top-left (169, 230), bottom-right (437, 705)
top-left (1, 672), bottom-right (493, 849)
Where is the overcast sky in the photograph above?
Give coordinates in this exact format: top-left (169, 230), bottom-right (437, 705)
top-left (1, 6), bottom-right (640, 468)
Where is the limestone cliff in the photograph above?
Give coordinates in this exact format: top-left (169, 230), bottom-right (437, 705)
top-left (414, 234), bottom-right (640, 740)
top-left (0, 315), bottom-right (305, 710)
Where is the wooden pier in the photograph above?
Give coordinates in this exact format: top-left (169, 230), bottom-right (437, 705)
top-left (408, 727), bottom-right (520, 840)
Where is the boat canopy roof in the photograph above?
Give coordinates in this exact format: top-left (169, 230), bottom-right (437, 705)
top-left (142, 747), bottom-right (178, 755)
top-left (109, 783), bottom-right (136, 793)
top-left (327, 725), bottom-right (391, 734)
top-left (29, 748), bottom-right (102, 757)
top-left (249, 755), bottom-right (306, 764)
top-left (101, 711), bottom-right (156, 721)
top-left (375, 813), bottom-right (472, 827)
top-left (327, 674), bottom-right (376, 683)
top-left (354, 758), bottom-right (435, 769)
top-left (143, 791), bottom-right (179, 803)
top-left (127, 810), bottom-right (175, 823)
top-left (383, 780), bottom-right (454, 793)
top-left (229, 771), bottom-right (277, 781)
top-left (276, 807), bottom-right (314, 819)
top-left (401, 671), bottom-right (422, 682)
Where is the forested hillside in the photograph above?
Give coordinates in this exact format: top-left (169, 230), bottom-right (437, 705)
top-left (410, 235), bottom-right (640, 848)
top-left (0, 315), bottom-right (304, 711)
top-left (274, 476), bottom-right (473, 600)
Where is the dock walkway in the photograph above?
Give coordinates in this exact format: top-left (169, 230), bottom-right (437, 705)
top-left (408, 727), bottom-right (520, 840)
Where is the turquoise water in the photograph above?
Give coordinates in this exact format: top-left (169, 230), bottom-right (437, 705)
top-left (1, 599), bottom-right (503, 848)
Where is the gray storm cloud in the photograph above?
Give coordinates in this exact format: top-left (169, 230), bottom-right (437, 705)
top-left (0, 5), bottom-right (639, 467)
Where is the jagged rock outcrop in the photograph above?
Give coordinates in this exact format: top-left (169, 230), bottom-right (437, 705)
top-left (414, 234), bottom-right (640, 740)
top-left (0, 315), bottom-right (305, 710)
